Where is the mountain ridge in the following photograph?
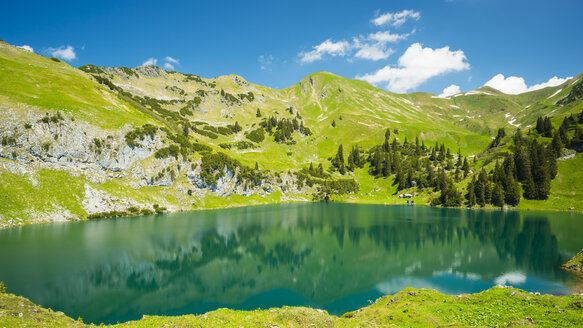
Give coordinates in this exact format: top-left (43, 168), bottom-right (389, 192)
top-left (1, 40), bottom-right (582, 227)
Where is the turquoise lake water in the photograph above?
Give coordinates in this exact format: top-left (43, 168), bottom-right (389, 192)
top-left (0, 203), bottom-right (581, 324)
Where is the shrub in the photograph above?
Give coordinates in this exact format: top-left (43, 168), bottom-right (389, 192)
top-left (154, 145), bottom-right (180, 159)
top-left (1, 137), bottom-right (16, 146)
top-left (78, 64), bottom-right (105, 75)
top-left (125, 124), bottom-right (158, 147)
top-left (246, 127), bottom-right (265, 143)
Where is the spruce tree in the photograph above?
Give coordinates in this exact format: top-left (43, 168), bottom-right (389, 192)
top-left (335, 144), bottom-right (345, 174)
top-left (531, 142), bottom-right (550, 200)
top-left (372, 149), bottom-right (382, 175)
top-left (468, 179), bottom-right (476, 207)
top-left (397, 169), bottom-right (407, 191)
top-left (318, 163), bottom-right (324, 176)
top-left (543, 117), bottom-right (553, 137)
top-left (504, 175), bottom-right (521, 206)
top-left (551, 131), bottom-right (563, 158)
top-left (385, 128), bottom-right (391, 140)
top-left (535, 116), bottom-right (543, 134)
top-left (476, 170), bottom-right (486, 207)
top-left (382, 153), bottom-right (391, 177)
top-left (522, 171), bottom-right (537, 199)
top-left (492, 182), bottom-right (504, 207)
top-left (462, 157), bottom-right (470, 177)
top-left (456, 148), bottom-right (462, 167)
top-left (484, 182), bottom-right (492, 205)
top-left (513, 146), bottom-right (530, 183)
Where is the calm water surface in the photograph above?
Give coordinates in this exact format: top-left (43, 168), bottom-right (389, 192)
top-left (0, 203), bottom-right (582, 324)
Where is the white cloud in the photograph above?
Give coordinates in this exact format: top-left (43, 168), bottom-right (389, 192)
top-left (356, 43), bottom-right (470, 93)
top-left (297, 10), bottom-right (415, 63)
top-left (164, 63), bottom-right (174, 70)
top-left (164, 56), bottom-right (179, 64)
top-left (47, 45), bottom-right (76, 61)
top-left (529, 76), bottom-right (572, 91)
top-left (299, 39), bottom-right (351, 63)
top-left (373, 10), bottom-right (420, 27)
top-left (439, 84), bottom-right (461, 98)
top-left (354, 42), bottom-right (394, 61)
top-left (300, 30), bottom-right (411, 63)
top-left (485, 74), bottom-right (572, 94)
top-left (259, 54), bottom-right (275, 71)
top-left (17, 45), bottom-right (34, 53)
top-left (142, 57), bottom-right (158, 66)
top-left (368, 30), bottom-right (410, 43)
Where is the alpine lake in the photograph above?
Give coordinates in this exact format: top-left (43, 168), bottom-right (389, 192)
top-left (0, 203), bottom-right (581, 324)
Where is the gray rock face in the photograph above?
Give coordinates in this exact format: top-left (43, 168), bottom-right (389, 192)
top-left (0, 107), bottom-right (161, 174)
top-left (0, 104), bottom-right (305, 224)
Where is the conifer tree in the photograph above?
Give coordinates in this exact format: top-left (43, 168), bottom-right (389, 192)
top-left (522, 171), bottom-right (537, 199)
top-left (385, 128), bottom-right (391, 140)
top-left (492, 182), bottom-right (504, 207)
top-left (536, 116), bottom-right (544, 134)
top-left (334, 144), bottom-right (345, 174)
top-left (429, 147), bottom-right (437, 161)
top-left (543, 117), bottom-right (553, 137)
top-left (484, 182), bottom-right (492, 204)
top-left (504, 175), bottom-right (521, 206)
top-left (456, 148), bottom-right (462, 167)
top-left (352, 145), bottom-right (361, 168)
top-left (531, 142), bottom-right (550, 200)
top-left (462, 157), bottom-right (470, 177)
top-left (476, 170), bottom-right (487, 207)
top-left (318, 163), bottom-right (324, 176)
top-left (256, 108), bottom-right (262, 117)
top-left (513, 146), bottom-right (530, 183)
top-left (382, 152), bottom-right (391, 177)
top-left (372, 149), bottom-right (382, 175)
top-left (397, 168), bottom-right (407, 191)
top-left (551, 131), bottom-right (563, 158)
top-left (438, 144), bottom-right (446, 161)
top-left (467, 177), bottom-right (476, 207)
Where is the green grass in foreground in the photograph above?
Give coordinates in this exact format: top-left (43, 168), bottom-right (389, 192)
top-left (1, 286), bottom-right (582, 327)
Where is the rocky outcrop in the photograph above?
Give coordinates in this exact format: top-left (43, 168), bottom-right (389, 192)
top-left (0, 106), bottom-right (162, 174)
top-left (0, 103), bottom-right (310, 226)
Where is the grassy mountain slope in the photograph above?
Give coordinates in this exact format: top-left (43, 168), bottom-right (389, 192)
top-left (0, 40), bottom-right (582, 226)
top-left (0, 41), bottom-right (156, 129)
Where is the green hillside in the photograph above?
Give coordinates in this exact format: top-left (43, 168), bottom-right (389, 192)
top-left (0, 40), bottom-right (582, 226)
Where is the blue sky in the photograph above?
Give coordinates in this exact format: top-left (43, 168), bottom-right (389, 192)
top-left (2, 0), bottom-right (582, 95)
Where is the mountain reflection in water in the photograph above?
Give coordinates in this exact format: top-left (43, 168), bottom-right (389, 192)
top-left (0, 203), bottom-right (580, 324)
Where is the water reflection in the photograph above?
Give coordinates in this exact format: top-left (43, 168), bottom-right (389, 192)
top-left (0, 204), bottom-right (580, 324)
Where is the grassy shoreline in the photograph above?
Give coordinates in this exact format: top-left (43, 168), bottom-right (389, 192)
top-left (1, 284), bottom-right (582, 327)
top-left (1, 196), bottom-right (582, 230)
